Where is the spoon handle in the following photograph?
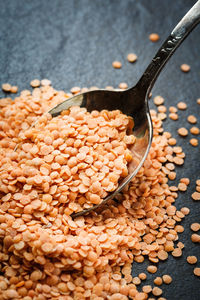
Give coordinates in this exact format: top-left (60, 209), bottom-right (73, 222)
top-left (136, 0), bottom-right (200, 95)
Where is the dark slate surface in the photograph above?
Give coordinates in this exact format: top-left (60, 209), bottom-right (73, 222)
top-left (0, 0), bottom-right (200, 299)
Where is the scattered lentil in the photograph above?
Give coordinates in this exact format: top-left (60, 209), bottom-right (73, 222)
top-left (187, 115), bottom-right (197, 124)
top-left (2, 83), bottom-right (12, 92)
top-left (147, 266), bottom-right (157, 274)
top-left (190, 138), bottom-right (198, 146)
top-left (169, 113), bottom-right (178, 120)
top-left (154, 277), bottom-right (163, 286)
top-left (162, 275), bottom-right (172, 284)
top-left (112, 61), bottom-right (122, 69)
top-left (30, 79), bottom-right (40, 87)
top-left (177, 127), bottom-right (188, 137)
top-left (152, 287), bottom-right (162, 296)
top-left (119, 82), bottom-right (128, 89)
top-left (154, 96), bottom-right (164, 106)
top-left (10, 86), bottom-right (18, 93)
top-left (177, 101), bottom-right (187, 110)
top-left (149, 33), bottom-right (160, 42)
top-left (191, 234), bottom-right (200, 243)
top-left (180, 64), bottom-right (190, 72)
top-left (193, 268), bottom-right (200, 277)
top-left (191, 192), bottom-right (200, 200)
top-left (187, 256), bottom-right (197, 264)
top-left (190, 223), bottom-right (200, 231)
top-left (190, 127), bottom-right (200, 135)
top-left (127, 53), bottom-right (137, 63)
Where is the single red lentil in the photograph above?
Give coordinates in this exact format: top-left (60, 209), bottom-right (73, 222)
top-left (180, 64), bottom-right (190, 72)
top-left (112, 61), bottom-right (122, 69)
top-left (127, 53), bottom-right (137, 63)
top-left (149, 33), bottom-right (160, 42)
top-left (187, 256), bottom-right (197, 264)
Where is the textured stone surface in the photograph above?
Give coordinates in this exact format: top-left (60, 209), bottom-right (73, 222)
top-left (0, 0), bottom-right (200, 299)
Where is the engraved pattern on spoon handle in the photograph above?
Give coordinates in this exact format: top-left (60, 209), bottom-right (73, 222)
top-left (136, 0), bottom-right (200, 96)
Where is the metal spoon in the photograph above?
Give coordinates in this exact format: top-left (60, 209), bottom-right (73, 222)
top-left (48, 1), bottom-right (200, 217)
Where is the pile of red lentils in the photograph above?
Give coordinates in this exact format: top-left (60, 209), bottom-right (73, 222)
top-left (0, 77), bottom-right (199, 300)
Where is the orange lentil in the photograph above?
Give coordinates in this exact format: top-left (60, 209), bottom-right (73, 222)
top-left (187, 115), bottom-right (197, 124)
top-left (190, 138), bottom-right (198, 146)
top-left (105, 86), bottom-right (114, 90)
top-left (152, 287), bottom-right (162, 296)
top-left (187, 256), bottom-right (197, 264)
top-left (190, 223), bottom-right (200, 231)
top-left (154, 96), bottom-right (164, 106)
top-left (147, 266), bottom-right (157, 274)
top-left (30, 79), bottom-right (40, 87)
top-left (191, 234), bottom-right (200, 243)
top-left (168, 138), bottom-right (177, 146)
top-left (158, 105), bottom-right (167, 113)
top-left (142, 285), bottom-right (152, 293)
top-left (173, 156), bottom-right (184, 165)
top-left (193, 268), bottom-right (200, 277)
top-left (181, 207), bottom-right (190, 215)
top-left (190, 127), bottom-right (200, 135)
top-left (169, 106), bottom-right (177, 113)
top-left (180, 64), bottom-right (190, 72)
top-left (149, 33), bottom-right (160, 42)
top-left (127, 53), bottom-right (137, 63)
top-left (154, 277), bottom-right (163, 285)
top-left (157, 250), bottom-right (168, 260)
top-left (11, 86), bottom-right (18, 93)
top-left (197, 98), bottom-right (200, 104)
top-left (180, 178), bottom-right (190, 185)
top-left (177, 127), bottom-right (188, 137)
top-left (162, 275), bottom-right (172, 284)
top-left (112, 61), bottom-right (122, 69)
top-left (178, 182), bottom-right (187, 191)
top-left (177, 101), bottom-right (187, 110)
top-left (2, 83), bottom-right (12, 92)
top-left (177, 242), bottom-right (185, 249)
top-left (169, 113), bottom-right (178, 120)
top-left (172, 248), bottom-right (182, 257)
top-left (119, 82), bottom-right (128, 89)
top-left (132, 277), bottom-right (141, 285)
top-left (138, 273), bottom-right (147, 280)
top-left (41, 79), bottom-right (51, 86)
top-left (158, 112), bottom-right (167, 121)
top-left (70, 86), bottom-right (81, 94)
top-left (191, 192), bottom-right (200, 200)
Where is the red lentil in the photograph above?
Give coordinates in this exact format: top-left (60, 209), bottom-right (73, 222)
top-left (187, 115), bottom-right (197, 124)
top-left (127, 53), bottom-right (137, 63)
top-left (149, 33), bottom-right (160, 42)
top-left (119, 82), bottom-right (128, 89)
top-left (177, 101), bottom-right (187, 110)
top-left (2, 83), bottom-right (12, 92)
top-left (190, 127), bottom-right (199, 135)
top-left (190, 223), bottom-right (200, 231)
top-left (177, 127), bottom-right (188, 137)
top-left (193, 268), bottom-right (200, 277)
top-left (187, 256), bottom-right (197, 264)
top-left (162, 275), bottom-right (172, 284)
top-left (180, 64), bottom-right (190, 72)
top-left (112, 61), bottom-right (122, 69)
